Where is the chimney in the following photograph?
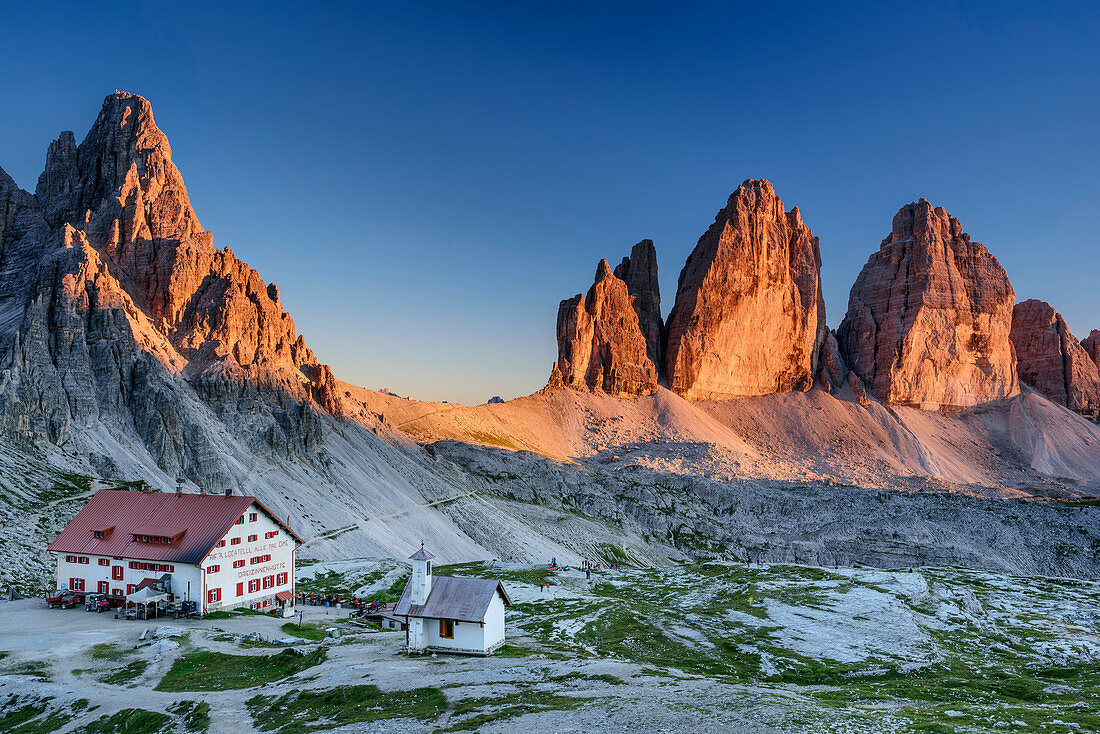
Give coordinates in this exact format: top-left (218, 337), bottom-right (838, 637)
top-left (225, 487), bottom-right (232, 497)
top-left (176, 478), bottom-right (184, 496)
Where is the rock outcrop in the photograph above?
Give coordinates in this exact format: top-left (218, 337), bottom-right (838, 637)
top-left (837, 199), bottom-right (1019, 410)
top-left (665, 179), bottom-right (826, 399)
top-left (613, 240), bottom-right (663, 370)
top-left (0, 92), bottom-right (339, 483)
top-left (553, 257), bottom-right (661, 397)
top-left (816, 332), bottom-right (848, 396)
top-left (1010, 300), bottom-right (1100, 420)
top-left (32, 93), bottom-right (320, 389)
top-left (1081, 330), bottom-right (1100, 369)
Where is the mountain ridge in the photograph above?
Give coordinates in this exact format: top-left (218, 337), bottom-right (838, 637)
top-left (1, 92), bottom-right (1098, 591)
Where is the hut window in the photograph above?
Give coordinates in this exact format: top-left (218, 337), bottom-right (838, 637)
top-left (439, 619), bottom-right (454, 639)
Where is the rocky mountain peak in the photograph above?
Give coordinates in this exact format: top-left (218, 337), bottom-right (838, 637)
top-left (612, 239), bottom-right (663, 369)
top-left (1081, 330), bottom-right (1100, 369)
top-left (665, 179), bottom-right (826, 399)
top-left (1010, 299), bottom-right (1100, 420)
top-left (552, 248), bottom-right (661, 397)
top-left (0, 92), bottom-right (338, 475)
top-left (36, 92), bottom-right (200, 242)
top-left (838, 200), bottom-right (1019, 409)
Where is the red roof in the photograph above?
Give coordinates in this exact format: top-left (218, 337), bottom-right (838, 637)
top-left (275, 590), bottom-right (294, 602)
top-left (48, 490), bottom-right (302, 565)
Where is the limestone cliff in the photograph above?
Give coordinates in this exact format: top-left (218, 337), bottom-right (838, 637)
top-left (1011, 299), bottom-right (1100, 420)
top-left (0, 92), bottom-right (339, 484)
top-left (665, 179), bottom-right (826, 399)
top-left (837, 199), bottom-right (1019, 409)
top-left (554, 257), bottom-right (661, 397)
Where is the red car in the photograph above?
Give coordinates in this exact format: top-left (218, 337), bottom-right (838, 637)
top-left (85, 594), bottom-right (111, 612)
top-left (46, 590), bottom-right (83, 609)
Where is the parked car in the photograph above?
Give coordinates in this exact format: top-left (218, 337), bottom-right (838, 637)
top-left (85, 593), bottom-right (111, 612)
top-left (46, 590), bottom-right (83, 609)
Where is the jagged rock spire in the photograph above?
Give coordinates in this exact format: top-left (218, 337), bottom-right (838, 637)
top-left (613, 239), bottom-right (663, 371)
top-left (553, 251), bottom-right (661, 397)
top-left (665, 179), bottom-right (826, 399)
top-left (1011, 299), bottom-right (1100, 420)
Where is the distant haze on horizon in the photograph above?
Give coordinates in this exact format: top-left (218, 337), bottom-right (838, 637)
top-left (2, 1), bottom-right (1097, 404)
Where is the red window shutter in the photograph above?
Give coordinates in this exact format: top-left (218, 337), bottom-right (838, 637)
top-left (98, 581), bottom-right (109, 594)
top-left (112, 566), bottom-right (123, 580)
top-left (236, 582), bottom-right (244, 596)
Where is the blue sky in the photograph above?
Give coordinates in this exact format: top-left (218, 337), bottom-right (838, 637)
top-left (1, 1), bottom-right (1097, 403)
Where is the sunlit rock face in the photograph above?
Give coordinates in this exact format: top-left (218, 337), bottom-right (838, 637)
top-left (1011, 299), bottom-right (1100, 420)
top-left (837, 199), bottom-right (1019, 410)
top-left (664, 179), bottom-right (826, 400)
top-left (553, 256), bottom-right (661, 397)
top-left (0, 92), bottom-right (339, 482)
top-left (32, 93), bottom-right (324, 391)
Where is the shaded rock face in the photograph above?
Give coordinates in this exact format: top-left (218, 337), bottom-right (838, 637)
top-left (816, 332), bottom-right (848, 396)
top-left (837, 199), bottom-right (1019, 410)
top-left (1010, 300), bottom-right (1100, 420)
top-left (665, 179), bottom-right (826, 400)
top-left (613, 240), bottom-right (663, 370)
top-left (0, 92), bottom-right (337, 485)
top-left (554, 258), bottom-right (661, 397)
top-left (1081, 330), bottom-right (1100, 369)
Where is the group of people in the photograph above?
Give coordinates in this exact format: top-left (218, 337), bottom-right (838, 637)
top-left (297, 592), bottom-right (389, 609)
top-left (540, 557), bottom-right (621, 586)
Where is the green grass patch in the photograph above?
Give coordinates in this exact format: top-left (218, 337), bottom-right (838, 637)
top-left (550, 671), bottom-right (624, 685)
top-left (436, 562), bottom-right (547, 588)
top-left (492, 644), bottom-right (543, 658)
top-left (167, 700), bottom-right (211, 733)
top-left (247, 685), bottom-right (447, 733)
top-left (297, 565), bottom-right (394, 598)
top-left (97, 659), bottom-right (148, 686)
top-left (0, 696), bottom-right (90, 734)
top-left (87, 643), bottom-right (131, 661)
top-left (366, 574), bottom-right (408, 603)
top-left (155, 647), bottom-right (326, 691)
top-left (281, 622), bottom-right (326, 641)
top-left (439, 692), bottom-right (590, 732)
top-left (84, 708), bottom-right (171, 734)
top-left (0, 659), bottom-right (51, 682)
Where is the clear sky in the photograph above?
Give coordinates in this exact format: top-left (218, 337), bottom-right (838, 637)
top-left (1, 2), bottom-right (1097, 404)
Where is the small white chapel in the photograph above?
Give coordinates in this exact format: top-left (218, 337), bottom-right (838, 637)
top-left (394, 543), bottom-right (512, 655)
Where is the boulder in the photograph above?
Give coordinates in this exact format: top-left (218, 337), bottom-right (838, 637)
top-left (665, 179), bottom-right (826, 399)
top-left (837, 199), bottom-right (1019, 409)
top-left (1010, 299), bottom-right (1100, 420)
